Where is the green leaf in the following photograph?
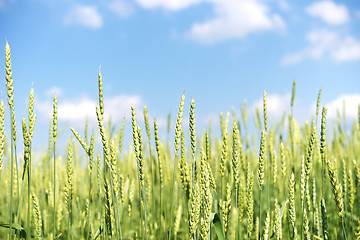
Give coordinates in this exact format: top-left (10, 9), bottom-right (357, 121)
top-left (0, 223), bottom-right (27, 239)
top-left (93, 224), bottom-right (103, 240)
top-left (279, 199), bottom-right (289, 219)
top-left (210, 212), bottom-right (224, 240)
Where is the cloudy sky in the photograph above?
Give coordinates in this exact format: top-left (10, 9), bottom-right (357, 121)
top-left (0, 0), bottom-right (359, 150)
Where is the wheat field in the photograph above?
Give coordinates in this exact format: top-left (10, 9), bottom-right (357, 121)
top-left (0, 42), bottom-right (360, 240)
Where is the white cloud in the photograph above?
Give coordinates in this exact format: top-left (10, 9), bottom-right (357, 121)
top-left (249, 93), bottom-right (360, 128)
top-left (64, 5), bottom-right (103, 29)
top-left (252, 93), bottom-right (291, 121)
top-left (135, 0), bottom-right (285, 43)
top-left (186, 0), bottom-right (285, 44)
top-left (36, 91), bottom-right (143, 128)
top-left (306, 1), bottom-right (349, 26)
top-left (325, 94), bottom-right (360, 120)
top-left (281, 29), bottom-right (360, 65)
top-left (108, 0), bottom-right (134, 18)
top-left (135, 0), bottom-right (203, 11)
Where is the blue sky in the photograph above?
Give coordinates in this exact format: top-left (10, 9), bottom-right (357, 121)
top-left (0, 0), bottom-right (360, 151)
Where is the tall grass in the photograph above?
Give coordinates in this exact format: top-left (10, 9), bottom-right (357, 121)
top-left (1, 43), bottom-right (360, 240)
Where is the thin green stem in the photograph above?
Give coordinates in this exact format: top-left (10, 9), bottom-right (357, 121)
top-left (341, 219), bottom-right (347, 240)
top-left (54, 142), bottom-right (57, 238)
top-left (27, 143), bottom-right (32, 240)
top-left (168, 153), bottom-right (178, 239)
top-left (8, 134), bottom-right (14, 239)
top-left (258, 189), bottom-right (262, 240)
top-left (142, 186), bottom-right (148, 240)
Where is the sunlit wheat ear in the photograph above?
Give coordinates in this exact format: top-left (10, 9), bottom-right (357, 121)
top-left (0, 101), bottom-right (5, 171)
top-left (232, 122), bottom-right (240, 190)
top-left (205, 131), bottom-right (210, 162)
top-left (258, 130), bottom-right (266, 190)
top-left (179, 129), bottom-right (190, 195)
top-left (96, 153), bottom-right (102, 188)
top-left (85, 198), bottom-right (93, 239)
top-left (28, 88), bottom-right (36, 139)
top-left (200, 167), bottom-right (212, 240)
top-left (280, 141), bottom-right (286, 177)
top-left (98, 69), bottom-right (104, 116)
top-left (32, 192), bottom-right (42, 240)
top-left (154, 120), bottom-right (163, 187)
top-left (326, 158), bottom-right (344, 219)
top-left (131, 106), bottom-right (139, 155)
top-left (305, 122), bottom-right (316, 184)
top-left (89, 131), bottom-right (95, 170)
top-left (52, 93), bottom-right (57, 142)
top-left (143, 106), bottom-right (151, 141)
top-left (21, 117), bottom-right (30, 178)
top-left (257, 129), bottom-right (266, 240)
top-left (320, 108), bottom-right (327, 159)
top-left (247, 172), bottom-right (254, 238)
top-left (303, 209), bottom-right (310, 240)
top-left (5, 42), bottom-right (16, 145)
top-left (316, 89), bottom-right (322, 118)
top-left (96, 105), bottom-right (110, 163)
top-left (312, 180), bottom-right (321, 236)
top-left (354, 160), bottom-right (360, 189)
top-left (288, 172), bottom-right (296, 232)
top-left (221, 182), bottom-right (231, 236)
top-left (263, 211), bottom-right (270, 240)
top-left (64, 140), bottom-right (73, 224)
top-left (118, 175), bottom-right (125, 204)
top-left (189, 98), bottom-right (196, 159)
top-left (300, 157), bottom-right (305, 202)
top-left (110, 140), bottom-right (119, 198)
top-left (274, 199), bottom-right (282, 240)
top-left (347, 170), bottom-right (355, 213)
top-left (189, 182), bottom-right (201, 240)
top-left (175, 93), bottom-right (185, 154)
top-left (104, 179), bottom-right (114, 237)
top-left (355, 218), bottom-right (360, 239)
top-left (238, 175), bottom-right (246, 223)
top-left (219, 130), bottom-right (228, 178)
top-left (263, 91), bottom-right (268, 132)
top-left (136, 125), bottom-right (145, 187)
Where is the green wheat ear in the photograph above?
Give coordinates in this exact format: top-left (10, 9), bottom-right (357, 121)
top-left (98, 68), bottom-right (104, 116)
top-left (52, 93), bottom-right (57, 142)
top-left (246, 172), bottom-right (254, 238)
top-left (288, 171), bottom-right (296, 234)
top-left (174, 93), bottom-right (185, 154)
top-left (232, 122), bottom-right (240, 190)
top-left (263, 91), bottom-right (268, 132)
top-left (32, 192), bottom-right (42, 240)
top-left (326, 158), bottom-right (344, 219)
top-left (355, 217), bottom-right (360, 239)
top-left (5, 42), bottom-right (16, 145)
top-left (258, 130), bottom-right (266, 190)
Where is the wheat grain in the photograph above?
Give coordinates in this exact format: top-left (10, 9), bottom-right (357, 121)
top-left (32, 192), bottom-right (42, 240)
